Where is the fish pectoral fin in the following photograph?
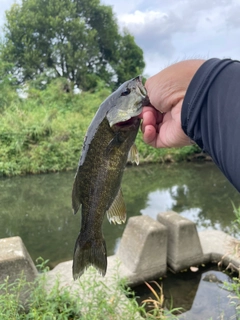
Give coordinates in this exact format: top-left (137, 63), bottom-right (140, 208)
top-left (107, 189), bottom-right (126, 224)
top-left (72, 175), bottom-right (83, 215)
top-left (72, 191), bottom-right (82, 215)
top-left (127, 143), bottom-right (139, 165)
top-left (105, 133), bottom-right (123, 156)
top-left (73, 203), bottom-right (82, 215)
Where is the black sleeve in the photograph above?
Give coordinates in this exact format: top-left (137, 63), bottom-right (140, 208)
top-left (181, 58), bottom-right (240, 192)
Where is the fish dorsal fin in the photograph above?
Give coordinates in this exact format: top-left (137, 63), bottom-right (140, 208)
top-left (107, 189), bottom-right (126, 224)
top-left (127, 143), bottom-right (139, 165)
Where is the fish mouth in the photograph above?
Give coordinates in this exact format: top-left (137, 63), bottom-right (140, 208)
top-left (136, 82), bottom-right (148, 99)
top-left (142, 95), bottom-right (150, 106)
top-left (139, 85), bottom-right (147, 98)
top-left (113, 117), bottom-right (140, 129)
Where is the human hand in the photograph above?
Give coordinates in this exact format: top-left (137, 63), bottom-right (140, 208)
top-left (140, 59), bottom-right (205, 148)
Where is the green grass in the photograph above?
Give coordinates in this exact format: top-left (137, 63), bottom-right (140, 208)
top-left (221, 202), bottom-right (240, 318)
top-left (0, 257), bottom-right (181, 320)
top-left (0, 78), bottom-right (201, 177)
top-left (223, 277), bottom-right (240, 317)
top-left (140, 281), bottom-right (182, 319)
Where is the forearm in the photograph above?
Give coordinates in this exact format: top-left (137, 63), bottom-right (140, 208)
top-left (182, 58), bottom-right (240, 191)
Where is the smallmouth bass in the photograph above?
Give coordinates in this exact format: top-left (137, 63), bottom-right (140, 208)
top-left (72, 76), bottom-right (148, 279)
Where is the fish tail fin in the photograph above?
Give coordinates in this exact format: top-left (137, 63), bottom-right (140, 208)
top-left (72, 233), bottom-right (107, 280)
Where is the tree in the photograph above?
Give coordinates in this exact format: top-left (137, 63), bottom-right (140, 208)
top-left (0, 60), bottom-right (19, 110)
top-left (113, 30), bottom-right (146, 87)
top-left (1, 0), bottom-right (145, 90)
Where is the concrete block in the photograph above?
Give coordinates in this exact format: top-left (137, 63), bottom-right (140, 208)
top-left (0, 236), bottom-right (38, 284)
top-left (157, 211), bottom-right (203, 272)
top-left (199, 229), bottom-right (240, 270)
top-left (117, 215), bottom-right (167, 281)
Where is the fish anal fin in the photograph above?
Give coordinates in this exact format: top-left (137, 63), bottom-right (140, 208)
top-left (127, 143), bottom-right (139, 165)
top-left (73, 234), bottom-right (107, 280)
top-left (107, 189), bottom-right (126, 224)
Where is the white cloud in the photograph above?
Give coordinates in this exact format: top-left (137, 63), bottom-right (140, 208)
top-left (102, 0), bottom-right (144, 15)
top-left (1, 0), bottom-right (240, 76)
top-left (117, 0), bottom-right (240, 75)
top-left (119, 10), bottom-right (179, 56)
top-left (225, 4), bottom-right (240, 28)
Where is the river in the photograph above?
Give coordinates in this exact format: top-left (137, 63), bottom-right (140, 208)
top-left (0, 162), bottom-right (239, 268)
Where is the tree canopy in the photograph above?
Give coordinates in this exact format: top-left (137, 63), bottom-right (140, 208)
top-left (1, 0), bottom-right (145, 90)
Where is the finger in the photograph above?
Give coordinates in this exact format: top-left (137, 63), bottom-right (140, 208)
top-left (138, 109), bottom-right (149, 120)
top-left (142, 124), bottom-right (158, 147)
top-left (138, 106), bottom-right (157, 119)
top-left (143, 124), bottom-right (168, 148)
top-left (141, 107), bottom-right (163, 132)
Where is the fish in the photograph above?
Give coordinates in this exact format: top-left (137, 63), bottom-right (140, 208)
top-left (71, 76), bottom-right (148, 279)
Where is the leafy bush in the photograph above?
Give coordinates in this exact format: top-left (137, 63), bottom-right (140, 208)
top-left (0, 79), bottom-right (200, 176)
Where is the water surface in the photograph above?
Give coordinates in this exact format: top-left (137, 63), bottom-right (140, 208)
top-left (135, 264), bottom-right (238, 319)
top-left (0, 162), bottom-right (239, 268)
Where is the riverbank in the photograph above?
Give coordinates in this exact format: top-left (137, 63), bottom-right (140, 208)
top-left (0, 79), bottom-right (203, 177)
top-left (1, 213), bottom-right (240, 319)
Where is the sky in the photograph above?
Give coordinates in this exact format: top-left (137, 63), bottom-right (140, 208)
top-left (1, 0), bottom-right (240, 76)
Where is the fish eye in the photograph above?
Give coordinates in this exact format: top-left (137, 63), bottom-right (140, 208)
top-left (121, 88), bottom-right (131, 96)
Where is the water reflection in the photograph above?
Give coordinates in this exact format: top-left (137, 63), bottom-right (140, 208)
top-left (0, 162), bottom-right (239, 267)
top-left (141, 189), bottom-right (177, 217)
top-left (141, 187), bottom-right (212, 232)
top-left (138, 164), bottom-right (240, 234)
top-left (178, 270), bottom-right (237, 319)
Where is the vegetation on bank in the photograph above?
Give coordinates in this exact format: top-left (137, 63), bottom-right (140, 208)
top-left (0, 258), bottom-right (181, 319)
top-left (0, 0), bottom-right (202, 177)
top-left (0, 78), bottom-right (201, 177)
top-left (1, 257), bottom-right (240, 319)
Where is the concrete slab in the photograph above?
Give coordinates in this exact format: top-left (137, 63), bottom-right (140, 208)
top-left (199, 229), bottom-right (240, 273)
top-left (45, 256), bottom-right (143, 319)
top-left (0, 236), bottom-right (38, 284)
top-left (157, 211), bottom-right (203, 272)
top-left (117, 215), bottom-right (167, 282)
top-left (46, 256), bottom-right (125, 290)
